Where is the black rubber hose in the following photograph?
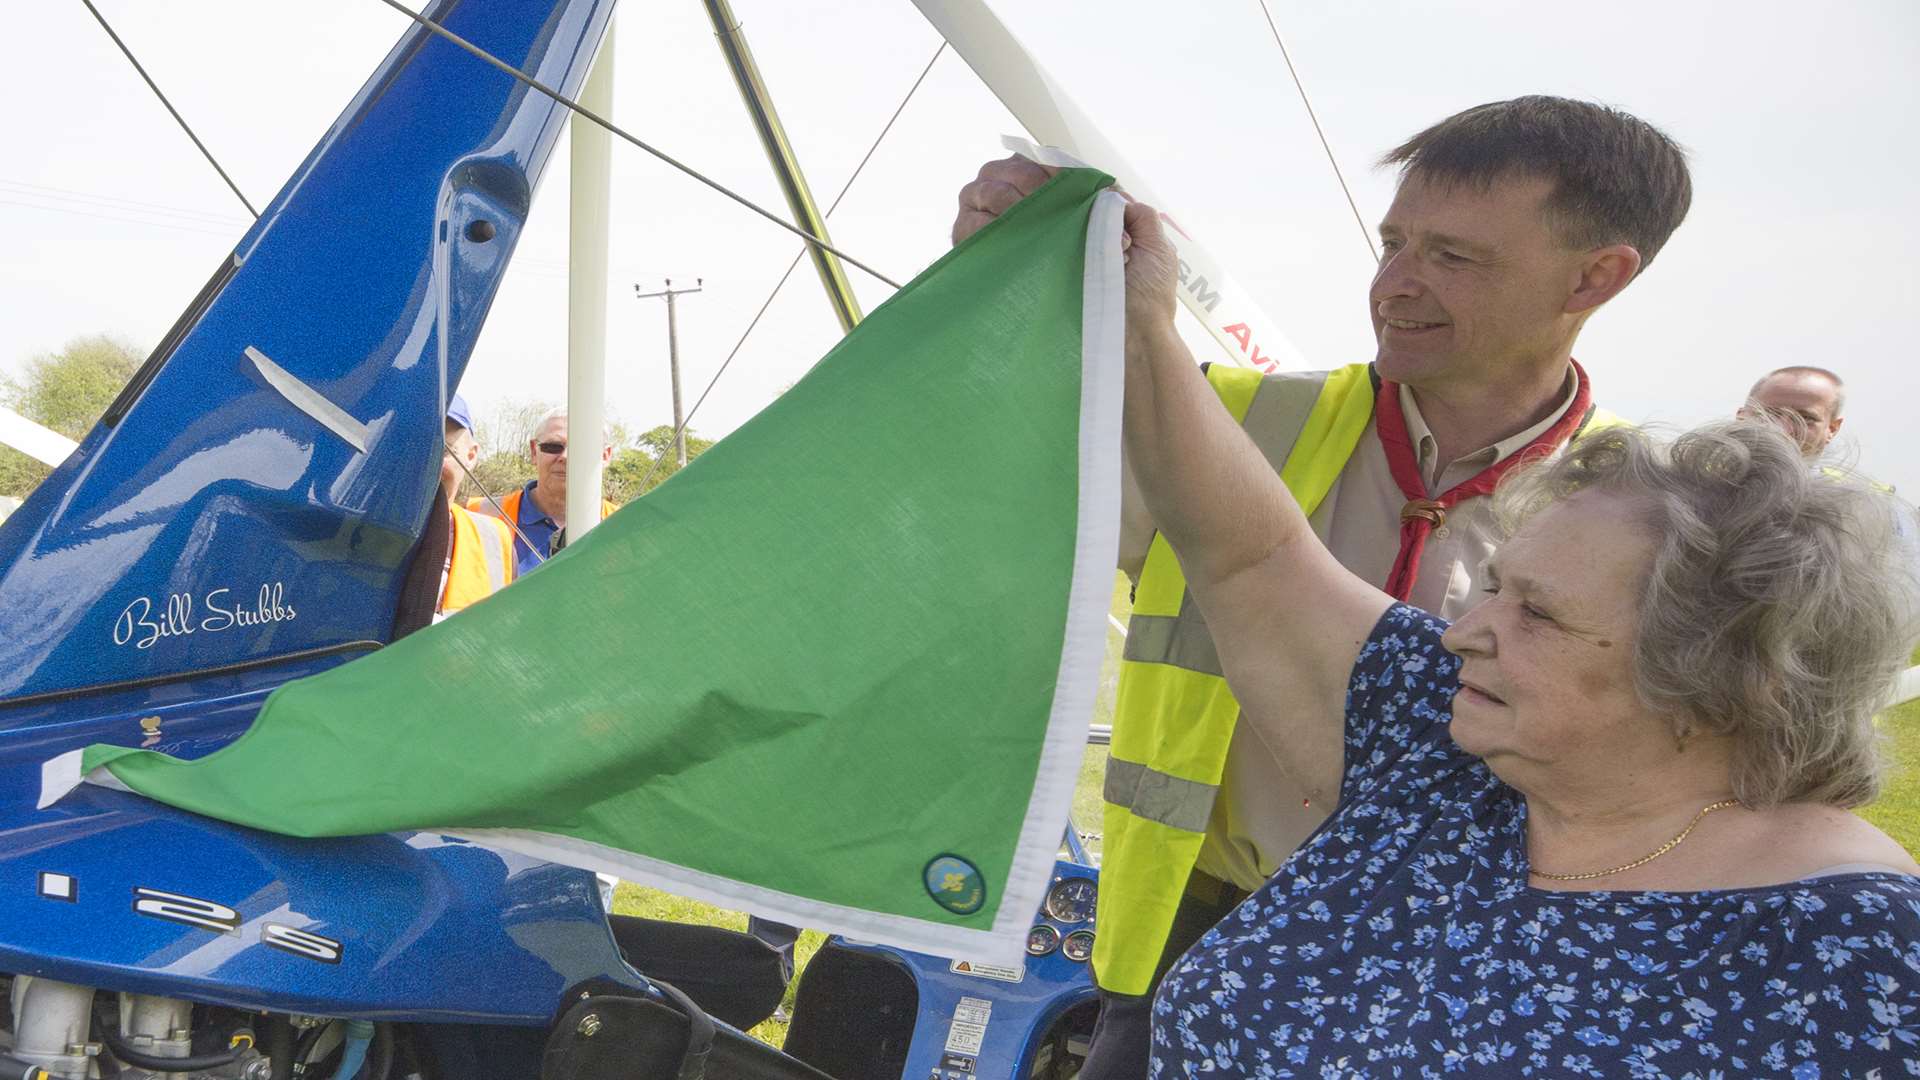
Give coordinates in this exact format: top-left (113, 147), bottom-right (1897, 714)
top-left (291, 1023), bottom-right (330, 1077)
top-left (267, 1017), bottom-right (296, 1080)
top-left (94, 1000), bottom-right (248, 1072)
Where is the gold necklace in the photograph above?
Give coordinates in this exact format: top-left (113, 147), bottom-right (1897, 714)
top-left (1530, 799), bottom-right (1742, 882)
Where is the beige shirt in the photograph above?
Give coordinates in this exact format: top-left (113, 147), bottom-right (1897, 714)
top-left (1119, 368), bottom-right (1583, 892)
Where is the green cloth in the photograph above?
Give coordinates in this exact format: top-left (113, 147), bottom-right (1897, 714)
top-left (47, 169), bottom-right (1125, 962)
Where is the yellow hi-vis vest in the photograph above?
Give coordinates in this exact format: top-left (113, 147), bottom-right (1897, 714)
top-left (440, 504), bottom-right (515, 613)
top-left (1094, 364), bottom-right (1622, 995)
top-left (1094, 362), bottom-right (1376, 995)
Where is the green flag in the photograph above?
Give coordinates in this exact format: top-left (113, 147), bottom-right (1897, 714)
top-left (42, 169), bottom-right (1126, 963)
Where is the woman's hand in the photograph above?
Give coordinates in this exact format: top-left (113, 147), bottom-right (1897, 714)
top-left (1119, 199), bottom-right (1180, 348)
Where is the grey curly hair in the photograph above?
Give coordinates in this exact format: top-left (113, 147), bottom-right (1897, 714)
top-left (1494, 420), bottom-right (1918, 808)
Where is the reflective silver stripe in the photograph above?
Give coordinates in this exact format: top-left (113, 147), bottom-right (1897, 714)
top-left (1121, 370), bottom-right (1334, 678)
top-left (474, 516), bottom-right (511, 589)
top-left (1122, 607), bottom-right (1224, 677)
top-left (1103, 758), bottom-right (1217, 834)
top-left (1239, 368), bottom-right (1331, 472)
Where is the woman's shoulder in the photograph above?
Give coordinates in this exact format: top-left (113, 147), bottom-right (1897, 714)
top-left (1334, 604), bottom-right (1483, 809)
top-left (1348, 604), bottom-right (1458, 701)
top-left (1735, 804), bottom-right (1920, 885)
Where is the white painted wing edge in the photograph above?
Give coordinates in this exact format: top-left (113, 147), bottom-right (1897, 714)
top-left (916, 0), bottom-right (1308, 373)
top-left (0, 406), bottom-right (79, 468)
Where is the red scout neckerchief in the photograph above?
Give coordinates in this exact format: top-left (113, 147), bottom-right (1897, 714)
top-left (1373, 359), bottom-right (1593, 600)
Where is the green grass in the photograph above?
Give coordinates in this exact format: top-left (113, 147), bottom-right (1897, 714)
top-left (1858, 698), bottom-right (1920, 856)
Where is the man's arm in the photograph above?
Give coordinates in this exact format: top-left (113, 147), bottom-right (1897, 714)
top-left (1117, 200), bottom-right (1392, 797)
top-left (953, 155), bottom-right (1058, 245)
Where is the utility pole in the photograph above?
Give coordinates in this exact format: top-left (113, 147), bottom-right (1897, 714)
top-left (634, 278), bottom-right (703, 467)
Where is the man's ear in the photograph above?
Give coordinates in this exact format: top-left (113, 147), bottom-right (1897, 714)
top-left (1565, 244), bottom-right (1642, 316)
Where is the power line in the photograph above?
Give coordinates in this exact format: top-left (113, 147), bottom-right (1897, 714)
top-left (0, 178), bottom-right (249, 227)
top-left (1252, 0), bottom-right (1377, 262)
top-left (622, 41), bottom-right (947, 497)
top-left (0, 196), bottom-right (241, 239)
top-left (373, 0), bottom-right (902, 291)
top-left (78, 0), bottom-right (260, 220)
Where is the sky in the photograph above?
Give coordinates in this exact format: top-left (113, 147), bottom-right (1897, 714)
top-left (2, 0), bottom-right (1916, 495)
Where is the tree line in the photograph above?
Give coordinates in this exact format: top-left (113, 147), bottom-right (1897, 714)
top-left (0, 336), bottom-right (708, 506)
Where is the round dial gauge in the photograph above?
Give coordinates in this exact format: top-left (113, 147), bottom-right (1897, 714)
top-left (1044, 877), bottom-right (1097, 924)
top-left (1061, 929), bottom-right (1095, 963)
top-left (1027, 923), bottom-right (1062, 956)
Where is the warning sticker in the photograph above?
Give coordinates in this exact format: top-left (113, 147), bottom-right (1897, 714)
top-left (949, 958), bottom-right (1025, 983)
top-left (945, 996), bottom-right (993, 1055)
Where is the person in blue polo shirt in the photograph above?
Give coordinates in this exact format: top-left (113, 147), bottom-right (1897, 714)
top-left (468, 406), bottom-right (613, 576)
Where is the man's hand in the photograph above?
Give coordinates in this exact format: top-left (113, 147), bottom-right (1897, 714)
top-left (952, 155), bottom-right (1058, 245)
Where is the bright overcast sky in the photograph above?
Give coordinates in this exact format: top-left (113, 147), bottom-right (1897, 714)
top-left (2, 1), bottom-right (1915, 496)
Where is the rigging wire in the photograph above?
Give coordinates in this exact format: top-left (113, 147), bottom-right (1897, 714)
top-left (77, 0), bottom-right (260, 220)
top-left (373, 0), bottom-right (903, 291)
top-left (624, 41), bottom-right (948, 497)
top-left (1251, 0), bottom-right (1376, 262)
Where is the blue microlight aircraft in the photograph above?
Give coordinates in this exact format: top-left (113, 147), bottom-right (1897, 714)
top-left (0, 1), bottom-right (1101, 1077)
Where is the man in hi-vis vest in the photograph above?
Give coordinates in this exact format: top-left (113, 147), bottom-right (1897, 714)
top-left (438, 395), bottom-right (515, 616)
top-left (951, 96), bottom-right (1693, 1077)
top-left (468, 406), bottom-right (615, 576)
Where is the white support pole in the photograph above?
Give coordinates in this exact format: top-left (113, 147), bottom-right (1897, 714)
top-left (567, 19), bottom-right (615, 542)
top-left (913, 0), bottom-right (1308, 374)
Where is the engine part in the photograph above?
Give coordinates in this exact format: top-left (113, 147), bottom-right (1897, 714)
top-left (93, 996), bottom-right (255, 1076)
top-left (7, 977), bottom-right (95, 1078)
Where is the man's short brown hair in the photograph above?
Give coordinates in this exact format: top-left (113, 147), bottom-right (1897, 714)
top-left (1381, 96), bottom-right (1693, 273)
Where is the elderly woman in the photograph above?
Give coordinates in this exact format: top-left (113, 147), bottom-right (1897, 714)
top-left (1113, 202), bottom-right (1920, 1076)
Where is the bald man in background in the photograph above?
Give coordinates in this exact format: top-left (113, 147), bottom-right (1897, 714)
top-left (1737, 365), bottom-right (1846, 458)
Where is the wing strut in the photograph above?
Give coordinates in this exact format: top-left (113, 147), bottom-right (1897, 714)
top-left (704, 0), bottom-right (865, 334)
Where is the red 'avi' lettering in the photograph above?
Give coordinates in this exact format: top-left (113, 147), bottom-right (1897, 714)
top-left (1220, 323), bottom-right (1280, 374)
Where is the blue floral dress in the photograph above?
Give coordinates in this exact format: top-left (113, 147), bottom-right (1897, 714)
top-left (1152, 604), bottom-right (1920, 1078)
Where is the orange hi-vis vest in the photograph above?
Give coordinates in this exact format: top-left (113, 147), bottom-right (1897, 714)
top-left (467, 489), bottom-right (616, 539)
top-left (441, 504), bottom-right (515, 613)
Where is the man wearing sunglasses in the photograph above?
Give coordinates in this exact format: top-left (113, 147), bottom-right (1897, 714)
top-left (469, 406), bottom-right (614, 576)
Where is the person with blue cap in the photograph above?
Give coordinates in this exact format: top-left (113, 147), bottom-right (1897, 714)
top-left (437, 394), bottom-right (515, 615)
